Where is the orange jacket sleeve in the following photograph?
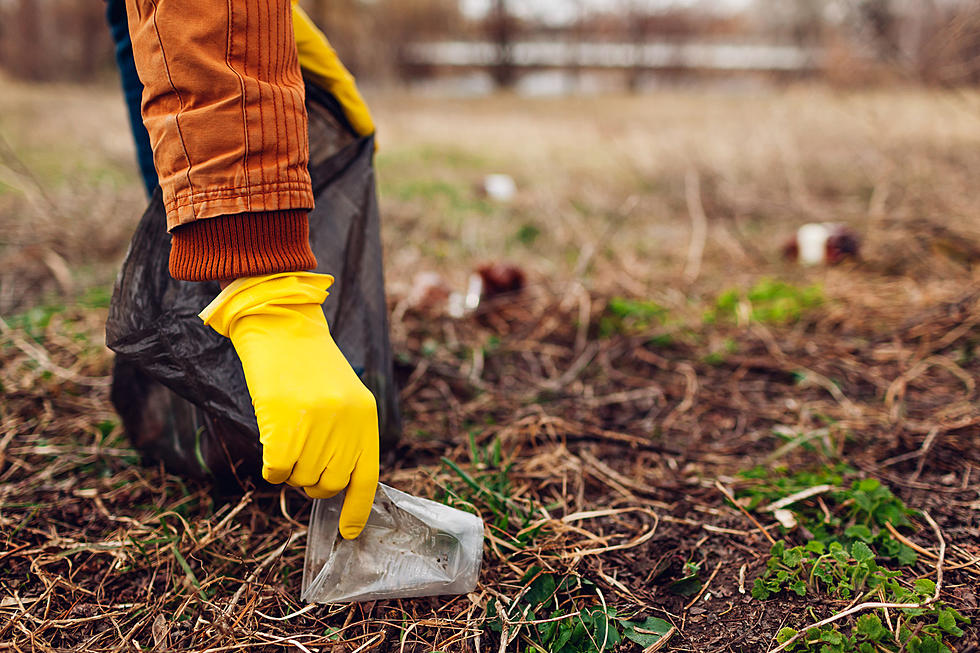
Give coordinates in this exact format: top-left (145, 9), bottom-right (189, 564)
top-left (125, 0), bottom-right (317, 281)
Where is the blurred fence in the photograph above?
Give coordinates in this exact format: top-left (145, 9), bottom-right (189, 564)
top-left (0, 0), bottom-right (976, 86)
top-left (0, 0), bottom-right (114, 81)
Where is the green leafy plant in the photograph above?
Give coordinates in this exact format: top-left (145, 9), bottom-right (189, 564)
top-left (621, 617), bottom-right (674, 648)
top-left (751, 539), bottom-right (902, 601)
top-left (738, 469), bottom-right (917, 564)
top-left (599, 297), bottom-right (669, 337)
top-left (743, 469), bottom-right (969, 652)
top-left (776, 599), bottom-right (968, 653)
top-left (516, 223), bottom-right (541, 245)
top-left (486, 569), bottom-right (673, 653)
top-left (704, 279), bottom-right (823, 325)
top-left (668, 560), bottom-right (702, 597)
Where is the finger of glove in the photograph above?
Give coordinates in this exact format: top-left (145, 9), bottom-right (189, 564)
top-left (304, 466), bottom-right (351, 500)
top-left (259, 415), bottom-right (307, 485)
top-left (285, 425), bottom-right (334, 489)
top-left (338, 450), bottom-right (379, 540)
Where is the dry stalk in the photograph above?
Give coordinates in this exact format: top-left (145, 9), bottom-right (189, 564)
top-left (683, 168), bottom-right (708, 284)
top-left (715, 480), bottom-right (777, 546)
top-left (684, 560), bottom-right (724, 611)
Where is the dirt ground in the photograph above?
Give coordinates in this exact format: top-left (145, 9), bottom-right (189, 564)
top-left (1, 79), bottom-right (979, 651)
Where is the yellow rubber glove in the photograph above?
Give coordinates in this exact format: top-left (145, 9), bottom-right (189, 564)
top-left (292, 2), bottom-right (376, 139)
top-left (200, 272), bottom-right (380, 539)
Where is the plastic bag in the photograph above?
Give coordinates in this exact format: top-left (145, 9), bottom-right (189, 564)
top-left (105, 83), bottom-right (401, 484)
top-left (302, 484), bottom-right (484, 603)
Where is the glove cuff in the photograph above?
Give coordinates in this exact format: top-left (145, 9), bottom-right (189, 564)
top-left (169, 210), bottom-right (318, 282)
top-left (199, 272), bottom-right (335, 337)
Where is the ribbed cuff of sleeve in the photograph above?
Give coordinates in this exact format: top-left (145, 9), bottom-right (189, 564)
top-left (168, 210), bottom-right (318, 282)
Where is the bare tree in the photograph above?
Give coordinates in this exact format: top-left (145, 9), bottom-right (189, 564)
top-left (301, 0), bottom-right (463, 82)
top-left (0, 0), bottom-right (112, 82)
top-left (486, 0), bottom-right (518, 88)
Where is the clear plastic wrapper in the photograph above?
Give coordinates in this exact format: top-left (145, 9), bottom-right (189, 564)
top-left (302, 484), bottom-right (484, 603)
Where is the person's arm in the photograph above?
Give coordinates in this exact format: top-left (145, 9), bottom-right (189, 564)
top-left (124, 0), bottom-right (378, 539)
top-left (124, 0), bottom-right (316, 281)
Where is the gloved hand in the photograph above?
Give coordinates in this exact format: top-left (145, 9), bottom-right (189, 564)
top-left (200, 272), bottom-right (379, 539)
top-left (292, 2), bottom-right (375, 139)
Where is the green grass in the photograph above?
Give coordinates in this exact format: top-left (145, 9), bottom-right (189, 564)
top-left (3, 284), bottom-right (113, 345)
top-left (599, 297), bottom-right (670, 337)
top-left (705, 280), bottom-right (824, 326)
top-left (440, 433), bottom-right (536, 538)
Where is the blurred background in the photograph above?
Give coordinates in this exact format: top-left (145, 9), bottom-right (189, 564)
top-left (2, 5), bottom-right (980, 649)
top-left (3, 0), bottom-right (980, 87)
top-left (0, 0), bottom-right (978, 313)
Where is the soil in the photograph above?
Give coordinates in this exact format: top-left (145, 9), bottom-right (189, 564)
top-left (2, 274), bottom-right (978, 651)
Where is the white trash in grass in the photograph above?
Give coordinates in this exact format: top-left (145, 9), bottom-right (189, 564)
top-left (783, 223), bottom-right (860, 265)
top-left (482, 174), bottom-right (517, 202)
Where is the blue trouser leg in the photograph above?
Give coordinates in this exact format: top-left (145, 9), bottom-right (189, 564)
top-left (105, 0), bottom-right (159, 197)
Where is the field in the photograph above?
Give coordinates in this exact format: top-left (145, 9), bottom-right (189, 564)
top-left (1, 76), bottom-right (980, 651)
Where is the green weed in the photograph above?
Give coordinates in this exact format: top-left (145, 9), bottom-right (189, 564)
top-left (516, 223), bottom-right (541, 245)
top-left (776, 598), bottom-right (968, 653)
top-left (440, 434), bottom-right (536, 540)
top-left (80, 285), bottom-right (112, 309)
top-left (4, 303), bottom-right (65, 342)
top-left (486, 569), bottom-right (672, 653)
top-left (667, 560), bottom-right (702, 597)
top-left (599, 297), bottom-right (669, 337)
top-left (385, 178), bottom-right (494, 217)
top-left (704, 279), bottom-right (823, 326)
top-left (740, 468), bottom-right (918, 563)
top-left (743, 469), bottom-right (969, 652)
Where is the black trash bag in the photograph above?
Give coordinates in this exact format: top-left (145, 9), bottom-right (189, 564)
top-left (106, 83), bottom-right (401, 486)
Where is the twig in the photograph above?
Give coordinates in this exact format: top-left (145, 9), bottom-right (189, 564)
top-left (661, 363), bottom-right (698, 431)
top-left (193, 491), bottom-right (253, 553)
top-left (909, 427), bottom-right (941, 483)
top-left (684, 560), bottom-right (723, 610)
top-left (883, 521), bottom-right (938, 561)
top-left (538, 342), bottom-right (600, 391)
top-left (350, 631), bottom-right (385, 653)
top-left (223, 530), bottom-right (306, 615)
top-left (254, 604), bottom-right (318, 621)
top-left (884, 522), bottom-right (979, 577)
top-left (715, 481), bottom-right (776, 546)
top-left (683, 168), bottom-right (708, 284)
top-left (0, 316), bottom-right (108, 387)
top-left (761, 485), bottom-right (836, 513)
top-left (881, 426), bottom-right (940, 472)
top-left (554, 507), bottom-right (660, 560)
top-left (642, 625), bottom-right (676, 652)
top-left (767, 511), bottom-right (945, 653)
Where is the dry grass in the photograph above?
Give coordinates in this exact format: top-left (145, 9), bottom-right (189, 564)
top-left (1, 78), bottom-right (980, 651)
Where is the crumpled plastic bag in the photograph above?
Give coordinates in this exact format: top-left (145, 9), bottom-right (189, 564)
top-left (105, 83), bottom-right (401, 484)
top-left (302, 484), bottom-right (484, 603)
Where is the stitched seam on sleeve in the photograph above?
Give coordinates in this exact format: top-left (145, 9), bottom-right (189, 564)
top-left (249, 1), bottom-right (264, 204)
top-left (267, 0), bottom-right (286, 188)
top-left (149, 0), bottom-right (196, 215)
top-left (165, 180), bottom-right (311, 202)
top-left (224, 0), bottom-right (251, 200)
